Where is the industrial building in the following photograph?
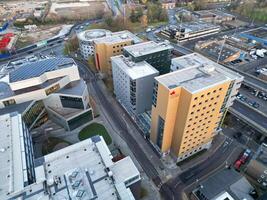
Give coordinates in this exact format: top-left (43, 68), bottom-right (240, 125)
top-left (192, 168), bottom-right (254, 200)
top-left (161, 22), bottom-right (220, 42)
top-left (112, 55), bottom-right (159, 115)
top-left (94, 30), bottom-right (142, 76)
top-left (239, 27), bottom-right (267, 47)
top-left (77, 29), bottom-right (112, 59)
top-left (225, 36), bottom-right (257, 52)
top-left (193, 9), bottom-right (236, 24)
top-left (0, 33), bottom-right (17, 52)
top-left (0, 112), bottom-right (141, 200)
top-left (0, 58), bottom-right (93, 131)
top-left (123, 41), bottom-right (173, 75)
top-left (194, 39), bottom-right (245, 64)
top-left (150, 53), bottom-right (243, 161)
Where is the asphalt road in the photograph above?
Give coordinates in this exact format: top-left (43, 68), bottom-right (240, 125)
top-left (160, 137), bottom-right (241, 200)
top-left (74, 59), bottom-right (162, 186)
top-left (231, 101), bottom-right (267, 133)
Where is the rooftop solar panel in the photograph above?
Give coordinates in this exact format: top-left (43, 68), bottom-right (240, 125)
top-left (9, 57), bottom-right (75, 83)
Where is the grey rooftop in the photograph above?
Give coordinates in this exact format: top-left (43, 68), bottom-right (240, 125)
top-left (112, 55), bottom-right (159, 80)
top-left (156, 53), bottom-right (242, 93)
top-left (123, 41), bottom-right (173, 57)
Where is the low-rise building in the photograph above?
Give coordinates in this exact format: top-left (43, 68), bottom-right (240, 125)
top-left (193, 9), bottom-right (235, 24)
top-left (123, 41), bottom-right (173, 75)
top-left (94, 30), bottom-right (142, 76)
top-left (194, 39), bottom-right (245, 64)
top-left (0, 112), bottom-right (141, 200)
top-left (192, 168), bottom-right (255, 200)
top-left (112, 55), bottom-right (159, 115)
top-left (150, 53), bottom-right (243, 161)
top-left (0, 58), bottom-right (93, 131)
top-left (161, 22), bottom-right (220, 42)
top-left (161, 0), bottom-right (176, 9)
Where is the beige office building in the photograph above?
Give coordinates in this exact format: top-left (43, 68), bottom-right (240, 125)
top-left (94, 30), bottom-right (142, 75)
top-left (150, 53), bottom-right (243, 162)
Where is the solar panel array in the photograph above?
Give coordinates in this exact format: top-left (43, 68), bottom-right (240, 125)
top-left (9, 58), bottom-right (75, 83)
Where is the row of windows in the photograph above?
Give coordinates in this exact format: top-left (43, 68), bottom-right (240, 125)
top-left (192, 96), bottom-right (220, 107)
top-left (113, 44), bottom-right (127, 48)
top-left (190, 103), bottom-right (218, 115)
top-left (184, 132), bottom-right (207, 140)
top-left (181, 146), bottom-right (203, 155)
top-left (113, 49), bottom-right (123, 54)
top-left (193, 88), bottom-right (223, 101)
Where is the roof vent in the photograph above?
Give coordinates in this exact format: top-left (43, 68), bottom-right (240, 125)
top-left (200, 64), bottom-right (215, 74)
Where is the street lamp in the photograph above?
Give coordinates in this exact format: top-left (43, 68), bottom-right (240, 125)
top-left (217, 35), bottom-right (228, 63)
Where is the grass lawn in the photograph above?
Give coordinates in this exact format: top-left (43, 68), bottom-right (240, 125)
top-left (79, 123), bottom-right (112, 145)
top-left (42, 137), bottom-right (72, 155)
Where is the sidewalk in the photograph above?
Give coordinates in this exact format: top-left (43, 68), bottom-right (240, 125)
top-left (179, 133), bottom-right (226, 171)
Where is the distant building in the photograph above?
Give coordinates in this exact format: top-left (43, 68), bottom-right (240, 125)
top-left (161, 22), bottom-right (220, 42)
top-left (161, 0), bottom-right (176, 9)
top-left (246, 143), bottom-right (267, 188)
top-left (0, 113), bottom-right (141, 200)
top-left (192, 168), bottom-right (255, 200)
top-left (150, 53), bottom-right (243, 161)
top-left (193, 10), bottom-right (236, 24)
top-left (123, 41), bottom-right (173, 75)
top-left (0, 58), bottom-right (93, 131)
top-left (112, 55), bottom-right (159, 115)
top-left (77, 29), bottom-right (112, 59)
top-left (194, 39), bottom-right (245, 64)
top-left (239, 27), bottom-right (267, 47)
top-left (94, 30), bottom-right (142, 76)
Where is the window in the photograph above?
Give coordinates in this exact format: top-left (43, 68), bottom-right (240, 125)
top-left (213, 90), bottom-right (217, 93)
top-left (3, 99), bottom-right (16, 107)
top-left (156, 116), bottom-right (165, 149)
top-left (207, 92), bottom-right (210, 95)
top-left (45, 84), bottom-right (60, 95)
top-left (194, 97), bottom-right (198, 100)
top-left (219, 88), bottom-right (222, 91)
top-left (201, 94), bottom-right (204, 98)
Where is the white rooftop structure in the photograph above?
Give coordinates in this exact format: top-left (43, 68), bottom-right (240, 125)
top-left (0, 112), bottom-right (35, 199)
top-left (94, 30), bottom-right (142, 44)
top-left (111, 55), bottom-right (159, 80)
top-left (77, 29), bottom-right (112, 42)
top-left (123, 41), bottom-right (173, 57)
top-left (2, 129), bottom-right (140, 200)
top-left (158, 53), bottom-right (243, 93)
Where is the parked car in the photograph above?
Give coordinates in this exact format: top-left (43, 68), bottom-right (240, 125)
top-left (234, 160), bottom-right (242, 171)
top-left (252, 102), bottom-right (260, 108)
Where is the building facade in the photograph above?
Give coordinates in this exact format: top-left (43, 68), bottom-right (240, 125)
top-left (123, 41), bottom-right (173, 75)
top-left (112, 55), bottom-right (159, 115)
top-left (161, 22), bottom-right (220, 42)
top-left (94, 30), bottom-right (142, 76)
top-left (0, 112), bottom-right (35, 197)
top-left (0, 58), bottom-right (93, 131)
top-left (77, 29), bottom-right (112, 59)
top-left (150, 53), bottom-right (243, 161)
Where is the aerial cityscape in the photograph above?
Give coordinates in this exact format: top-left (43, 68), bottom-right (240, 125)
top-left (0, 0), bottom-right (267, 200)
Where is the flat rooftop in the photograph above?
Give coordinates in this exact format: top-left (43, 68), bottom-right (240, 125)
top-left (196, 40), bottom-right (243, 62)
top-left (170, 22), bottom-right (220, 33)
top-left (194, 169), bottom-right (254, 200)
top-left (157, 53), bottom-right (242, 93)
top-left (5, 135), bottom-right (139, 200)
top-left (0, 113), bottom-right (27, 199)
top-left (111, 55), bottom-right (159, 80)
top-left (94, 30), bottom-right (142, 44)
top-left (241, 27), bottom-right (267, 40)
top-left (9, 57), bottom-right (76, 83)
top-left (123, 41), bottom-right (173, 57)
top-left (77, 29), bottom-right (112, 41)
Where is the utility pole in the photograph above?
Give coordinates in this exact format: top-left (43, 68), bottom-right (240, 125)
top-left (217, 35), bottom-right (227, 63)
